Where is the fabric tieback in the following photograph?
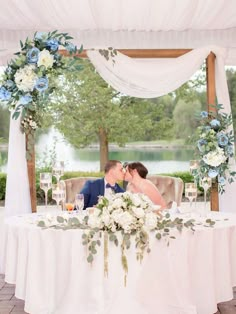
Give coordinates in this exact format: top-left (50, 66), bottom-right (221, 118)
top-left (106, 183), bottom-right (118, 192)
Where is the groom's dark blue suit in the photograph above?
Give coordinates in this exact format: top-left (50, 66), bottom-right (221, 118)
top-left (80, 178), bottom-right (124, 209)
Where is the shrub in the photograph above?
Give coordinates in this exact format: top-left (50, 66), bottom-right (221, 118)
top-left (0, 173), bottom-right (6, 200)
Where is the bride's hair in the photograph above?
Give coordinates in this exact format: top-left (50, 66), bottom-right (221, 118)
top-left (127, 162), bottom-right (148, 179)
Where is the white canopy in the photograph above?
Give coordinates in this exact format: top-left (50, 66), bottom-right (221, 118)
top-left (0, 0), bottom-right (236, 65)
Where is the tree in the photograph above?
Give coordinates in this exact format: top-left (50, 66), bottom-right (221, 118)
top-left (0, 104), bottom-right (10, 140)
top-left (48, 60), bottom-right (154, 170)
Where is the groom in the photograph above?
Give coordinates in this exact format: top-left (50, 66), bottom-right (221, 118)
top-left (80, 160), bottom-right (125, 209)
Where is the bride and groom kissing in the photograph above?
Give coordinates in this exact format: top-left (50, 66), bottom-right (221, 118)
top-left (80, 160), bottom-right (166, 210)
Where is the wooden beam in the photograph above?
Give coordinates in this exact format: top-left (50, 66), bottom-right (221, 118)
top-left (206, 52), bottom-right (219, 212)
top-left (59, 48), bottom-right (192, 59)
top-left (26, 134), bottom-right (37, 213)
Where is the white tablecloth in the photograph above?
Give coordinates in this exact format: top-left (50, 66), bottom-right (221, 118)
top-left (1, 212), bottom-right (236, 314)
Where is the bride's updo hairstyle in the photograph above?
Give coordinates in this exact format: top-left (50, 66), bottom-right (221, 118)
top-left (127, 162), bottom-right (148, 179)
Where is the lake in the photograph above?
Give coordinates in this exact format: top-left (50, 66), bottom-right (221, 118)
top-left (0, 129), bottom-right (194, 174)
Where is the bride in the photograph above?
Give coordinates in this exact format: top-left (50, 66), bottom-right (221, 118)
top-left (124, 162), bottom-right (166, 210)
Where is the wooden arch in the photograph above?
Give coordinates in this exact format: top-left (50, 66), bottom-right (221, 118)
top-left (28, 49), bottom-right (218, 212)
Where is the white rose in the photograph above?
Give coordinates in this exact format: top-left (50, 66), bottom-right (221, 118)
top-left (88, 215), bottom-right (103, 229)
top-left (101, 209), bottom-right (111, 226)
top-left (37, 49), bottom-right (54, 69)
top-left (111, 209), bottom-right (124, 223)
top-left (29, 121), bottom-right (37, 129)
top-left (131, 206), bottom-right (145, 218)
top-left (14, 64), bottom-right (37, 92)
top-left (144, 213), bottom-right (157, 230)
top-left (112, 197), bottom-right (125, 209)
top-left (203, 147), bottom-right (227, 167)
top-left (117, 212), bottom-right (135, 232)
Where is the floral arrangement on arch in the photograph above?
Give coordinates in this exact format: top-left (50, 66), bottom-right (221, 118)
top-left (0, 31), bottom-right (82, 159)
top-left (194, 104), bottom-right (236, 193)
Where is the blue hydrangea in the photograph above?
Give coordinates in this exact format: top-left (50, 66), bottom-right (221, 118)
top-left (19, 95), bottom-right (32, 105)
top-left (210, 119), bottom-right (221, 129)
top-left (217, 133), bottom-right (228, 147)
top-left (35, 77), bottom-right (49, 92)
top-left (0, 86), bottom-right (11, 101)
top-left (27, 47), bottom-right (40, 64)
top-left (200, 111), bottom-right (208, 118)
top-left (46, 39), bottom-right (59, 52)
top-left (208, 169), bottom-right (218, 178)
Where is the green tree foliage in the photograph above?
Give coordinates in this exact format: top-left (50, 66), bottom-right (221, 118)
top-left (173, 99), bottom-right (201, 141)
top-left (48, 59), bottom-right (156, 169)
top-left (0, 104), bottom-right (10, 140)
top-left (226, 68), bottom-right (236, 139)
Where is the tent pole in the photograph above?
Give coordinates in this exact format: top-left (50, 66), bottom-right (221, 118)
top-left (206, 52), bottom-right (219, 211)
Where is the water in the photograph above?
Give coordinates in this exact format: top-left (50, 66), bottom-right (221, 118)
top-left (0, 129), bottom-right (194, 174)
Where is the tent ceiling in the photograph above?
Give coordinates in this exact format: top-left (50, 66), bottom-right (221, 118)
top-left (0, 0), bottom-right (236, 64)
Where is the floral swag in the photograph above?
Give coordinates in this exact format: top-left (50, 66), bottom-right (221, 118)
top-left (37, 192), bottom-right (215, 284)
top-left (0, 31), bottom-right (82, 159)
top-left (194, 104), bottom-right (236, 193)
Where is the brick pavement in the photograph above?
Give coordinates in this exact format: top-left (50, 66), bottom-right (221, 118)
top-left (0, 272), bottom-right (236, 314)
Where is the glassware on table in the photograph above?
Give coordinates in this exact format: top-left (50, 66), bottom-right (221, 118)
top-left (40, 173), bottom-right (52, 209)
top-left (52, 161), bottom-right (64, 183)
top-left (185, 182), bottom-right (198, 209)
top-left (52, 183), bottom-right (66, 210)
top-left (75, 193), bottom-right (84, 214)
top-left (199, 177), bottom-right (212, 214)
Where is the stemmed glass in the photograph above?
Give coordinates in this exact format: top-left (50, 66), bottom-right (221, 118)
top-left (189, 160), bottom-right (199, 177)
top-left (199, 177), bottom-right (212, 214)
top-left (40, 173), bottom-right (52, 209)
top-left (185, 183), bottom-right (198, 209)
top-left (52, 161), bottom-right (64, 183)
top-left (75, 194), bottom-right (84, 215)
top-left (52, 182), bottom-right (66, 210)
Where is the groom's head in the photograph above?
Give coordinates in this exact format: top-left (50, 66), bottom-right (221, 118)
top-left (104, 160), bottom-right (124, 182)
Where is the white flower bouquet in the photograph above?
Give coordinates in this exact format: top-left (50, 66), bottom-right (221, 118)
top-left (194, 104), bottom-right (236, 193)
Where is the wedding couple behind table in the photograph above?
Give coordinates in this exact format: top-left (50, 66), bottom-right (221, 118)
top-left (80, 160), bottom-right (166, 211)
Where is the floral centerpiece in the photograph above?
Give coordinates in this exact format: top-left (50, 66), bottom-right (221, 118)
top-left (37, 192), bottom-right (215, 284)
top-left (194, 104), bottom-right (236, 193)
top-left (0, 31), bottom-right (82, 159)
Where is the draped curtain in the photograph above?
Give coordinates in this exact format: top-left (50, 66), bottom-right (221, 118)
top-left (4, 45), bottom-right (235, 216)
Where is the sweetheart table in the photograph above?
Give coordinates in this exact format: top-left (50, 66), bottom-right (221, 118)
top-left (1, 212), bottom-right (236, 314)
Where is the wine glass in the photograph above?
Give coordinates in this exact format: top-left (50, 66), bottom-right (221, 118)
top-left (40, 173), bottom-right (52, 209)
top-left (75, 194), bottom-right (84, 215)
top-left (185, 183), bottom-right (198, 209)
top-left (52, 183), bottom-right (66, 210)
top-left (199, 177), bottom-right (212, 214)
top-left (52, 161), bottom-right (64, 183)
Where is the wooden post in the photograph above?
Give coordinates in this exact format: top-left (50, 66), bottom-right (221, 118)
top-left (26, 133), bottom-right (37, 213)
top-left (206, 52), bottom-right (219, 211)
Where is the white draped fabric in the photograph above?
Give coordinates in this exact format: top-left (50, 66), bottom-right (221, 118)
top-left (4, 45), bottom-right (235, 216)
top-left (4, 114), bottom-right (31, 217)
top-left (0, 0), bottom-right (236, 65)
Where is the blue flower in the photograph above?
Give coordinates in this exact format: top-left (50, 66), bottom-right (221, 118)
top-left (0, 86), bottom-right (11, 101)
top-left (218, 176), bottom-right (226, 185)
top-left (200, 111), bottom-right (208, 118)
top-left (35, 77), bottom-right (48, 92)
top-left (27, 47), bottom-right (40, 63)
top-left (46, 39), bottom-right (59, 52)
top-left (210, 119), bottom-right (221, 130)
top-left (19, 95), bottom-right (32, 105)
top-left (197, 139), bottom-right (207, 152)
top-left (217, 133), bottom-right (228, 147)
top-left (5, 80), bottom-right (14, 89)
top-left (65, 42), bottom-right (76, 53)
top-left (208, 169), bottom-right (218, 178)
